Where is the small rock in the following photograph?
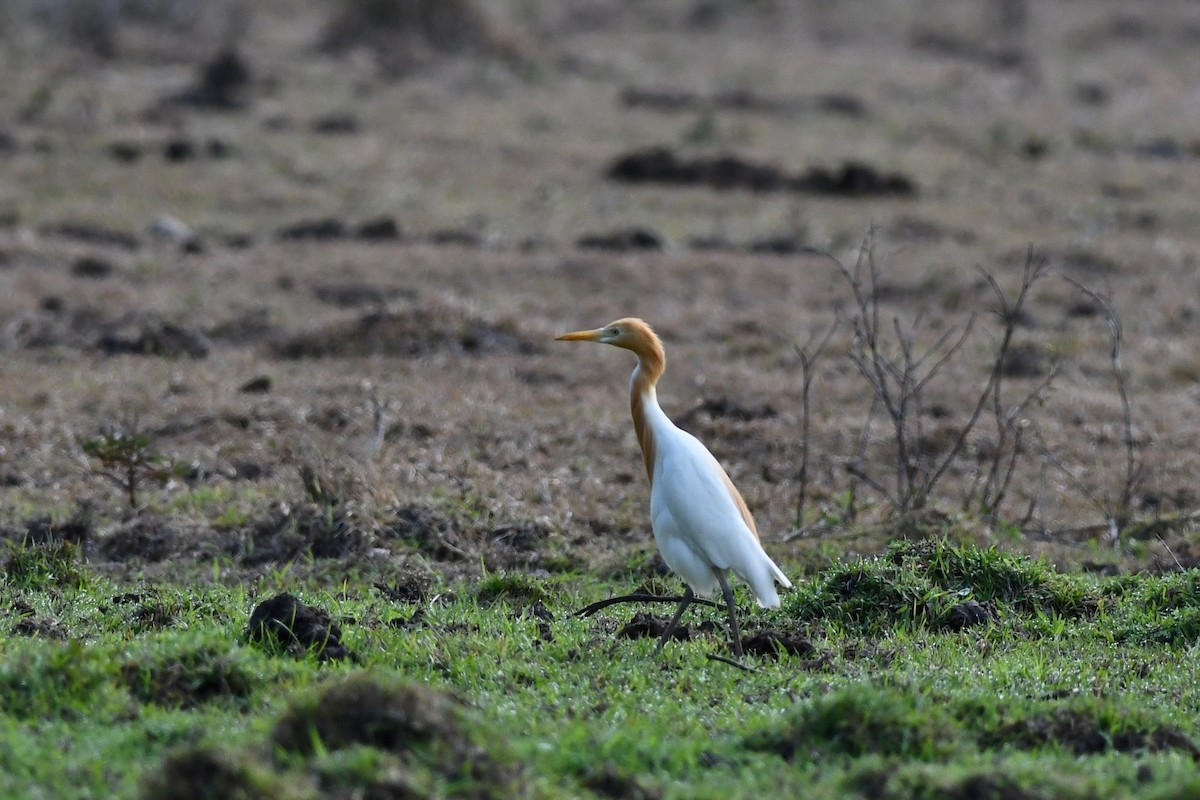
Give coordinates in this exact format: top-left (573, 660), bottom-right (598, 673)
top-left (149, 215), bottom-right (194, 243)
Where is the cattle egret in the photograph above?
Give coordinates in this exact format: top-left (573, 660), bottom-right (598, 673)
top-left (557, 318), bottom-right (791, 657)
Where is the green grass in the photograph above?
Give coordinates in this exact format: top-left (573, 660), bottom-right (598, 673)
top-left (2, 538), bottom-right (1200, 798)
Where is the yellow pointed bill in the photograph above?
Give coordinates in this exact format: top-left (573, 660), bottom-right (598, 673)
top-left (556, 328), bottom-right (602, 342)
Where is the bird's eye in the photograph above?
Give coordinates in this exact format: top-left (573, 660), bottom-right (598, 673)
top-left (607, 327), bottom-right (619, 337)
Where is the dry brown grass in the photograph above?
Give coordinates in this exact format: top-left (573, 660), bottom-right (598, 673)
top-left (2, 0), bottom-right (1199, 577)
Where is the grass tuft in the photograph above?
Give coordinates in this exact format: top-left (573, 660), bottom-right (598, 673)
top-left (142, 745), bottom-right (300, 800)
top-left (749, 684), bottom-right (964, 761)
top-left (120, 643), bottom-right (259, 709)
top-left (475, 571), bottom-right (552, 605)
top-left (782, 540), bottom-right (1098, 634)
top-left (3, 541), bottom-right (87, 591)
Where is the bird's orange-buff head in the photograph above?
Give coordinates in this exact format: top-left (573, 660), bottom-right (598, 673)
top-left (555, 317), bottom-right (665, 378)
top-left (557, 318), bottom-right (667, 484)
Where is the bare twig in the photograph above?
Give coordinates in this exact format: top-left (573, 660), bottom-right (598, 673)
top-left (1062, 276), bottom-right (1140, 537)
top-left (793, 320), bottom-right (838, 525)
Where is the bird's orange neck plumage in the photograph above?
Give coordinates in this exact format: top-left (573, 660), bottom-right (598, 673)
top-left (620, 320), bottom-right (665, 486)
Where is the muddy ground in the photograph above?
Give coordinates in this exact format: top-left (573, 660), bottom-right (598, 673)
top-left (1, 0), bottom-right (1199, 580)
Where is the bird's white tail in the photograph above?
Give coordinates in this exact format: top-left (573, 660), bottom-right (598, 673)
top-left (746, 558), bottom-right (791, 608)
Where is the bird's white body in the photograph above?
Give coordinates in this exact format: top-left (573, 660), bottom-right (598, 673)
top-left (558, 317), bottom-right (791, 627)
top-left (637, 373), bottom-right (791, 607)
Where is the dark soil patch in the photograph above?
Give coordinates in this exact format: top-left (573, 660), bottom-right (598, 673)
top-left (742, 630), bottom-right (816, 658)
top-left (319, 0), bottom-right (503, 78)
top-left (355, 215), bottom-right (402, 240)
top-left (97, 515), bottom-right (208, 563)
top-left (311, 111), bottom-right (361, 135)
top-left (71, 254), bottom-right (116, 278)
top-left (616, 611), bottom-right (690, 643)
top-left (96, 314), bottom-right (211, 358)
top-left (939, 600), bottom-right (999, 630)
top-left (275, 217), bottom-right (348, 241)
top-left (374, 570), bottom-right (435, 604)
top-left (688, 233), bottom-right (818, 256)
top-left (234, 505), bottom-right (372, 565)
top-left (143, 746), bottom-right (277, 800)
top-left (165, 49), bottom-right (252, 110)
top-left (577, 227), bottom-right (664, 251)
top-left (18, 513), bottom-right (92, 548)
top-left (999, 342), bottom-right (1048, 377)
top-left (206, 308), bottom-right (275, 345)
top-left (580, 762), bottom-right (663, 800)
top-left (271, 306), bottom-right (539, 359)
top-left (238, 374), bottom-right (272, 393)
top-left (679, 396), bottom-right (778, 424)
top-left (987, 707), bottom-right (1200, 759)
top-left (382, 505), bottom-right (465, 561)
top-left (620, 85), bottom-right (866, 118)
top-left (607, 147), bottom-right (916, 197)
top-left (107, 140), bottom-right (143, 163)
top-left (271, 674), bottom-right (491, 775)
top-left (312, 281), bottom-right (413, 308)
top-left (12, 609), bottom-right (68, 639)
top-left (848, 766), bottom-right (1041, 800)
top-left (246, 592), bottom-right (350, 661)
top-left (424, 227), bottom-right (484, 247)
top-left (38, 220), bottom-right (139, 250)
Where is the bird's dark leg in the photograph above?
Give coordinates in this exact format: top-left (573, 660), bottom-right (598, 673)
top-left (653, 586), bottom-right (694, 654)
top-left (714, 569), bottom-right (744, 658)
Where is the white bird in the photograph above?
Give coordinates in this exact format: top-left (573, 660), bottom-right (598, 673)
top-left (558, 318), bottom-right (791, 657)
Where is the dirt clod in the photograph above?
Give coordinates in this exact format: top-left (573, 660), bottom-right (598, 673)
top-left (272, 673), bottom-right (468, 756)
top-left (246, 593), bottom-right (351, 661)
top-left (143, 746), bottom-right (276, 800)
top-left (941, 600), bottom-right (999, 630)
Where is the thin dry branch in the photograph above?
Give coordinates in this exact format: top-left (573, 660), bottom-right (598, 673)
top-left (793, 319), bottom-right (838, 525)
top-left (1062, 276), bottom-right (1141, 533)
